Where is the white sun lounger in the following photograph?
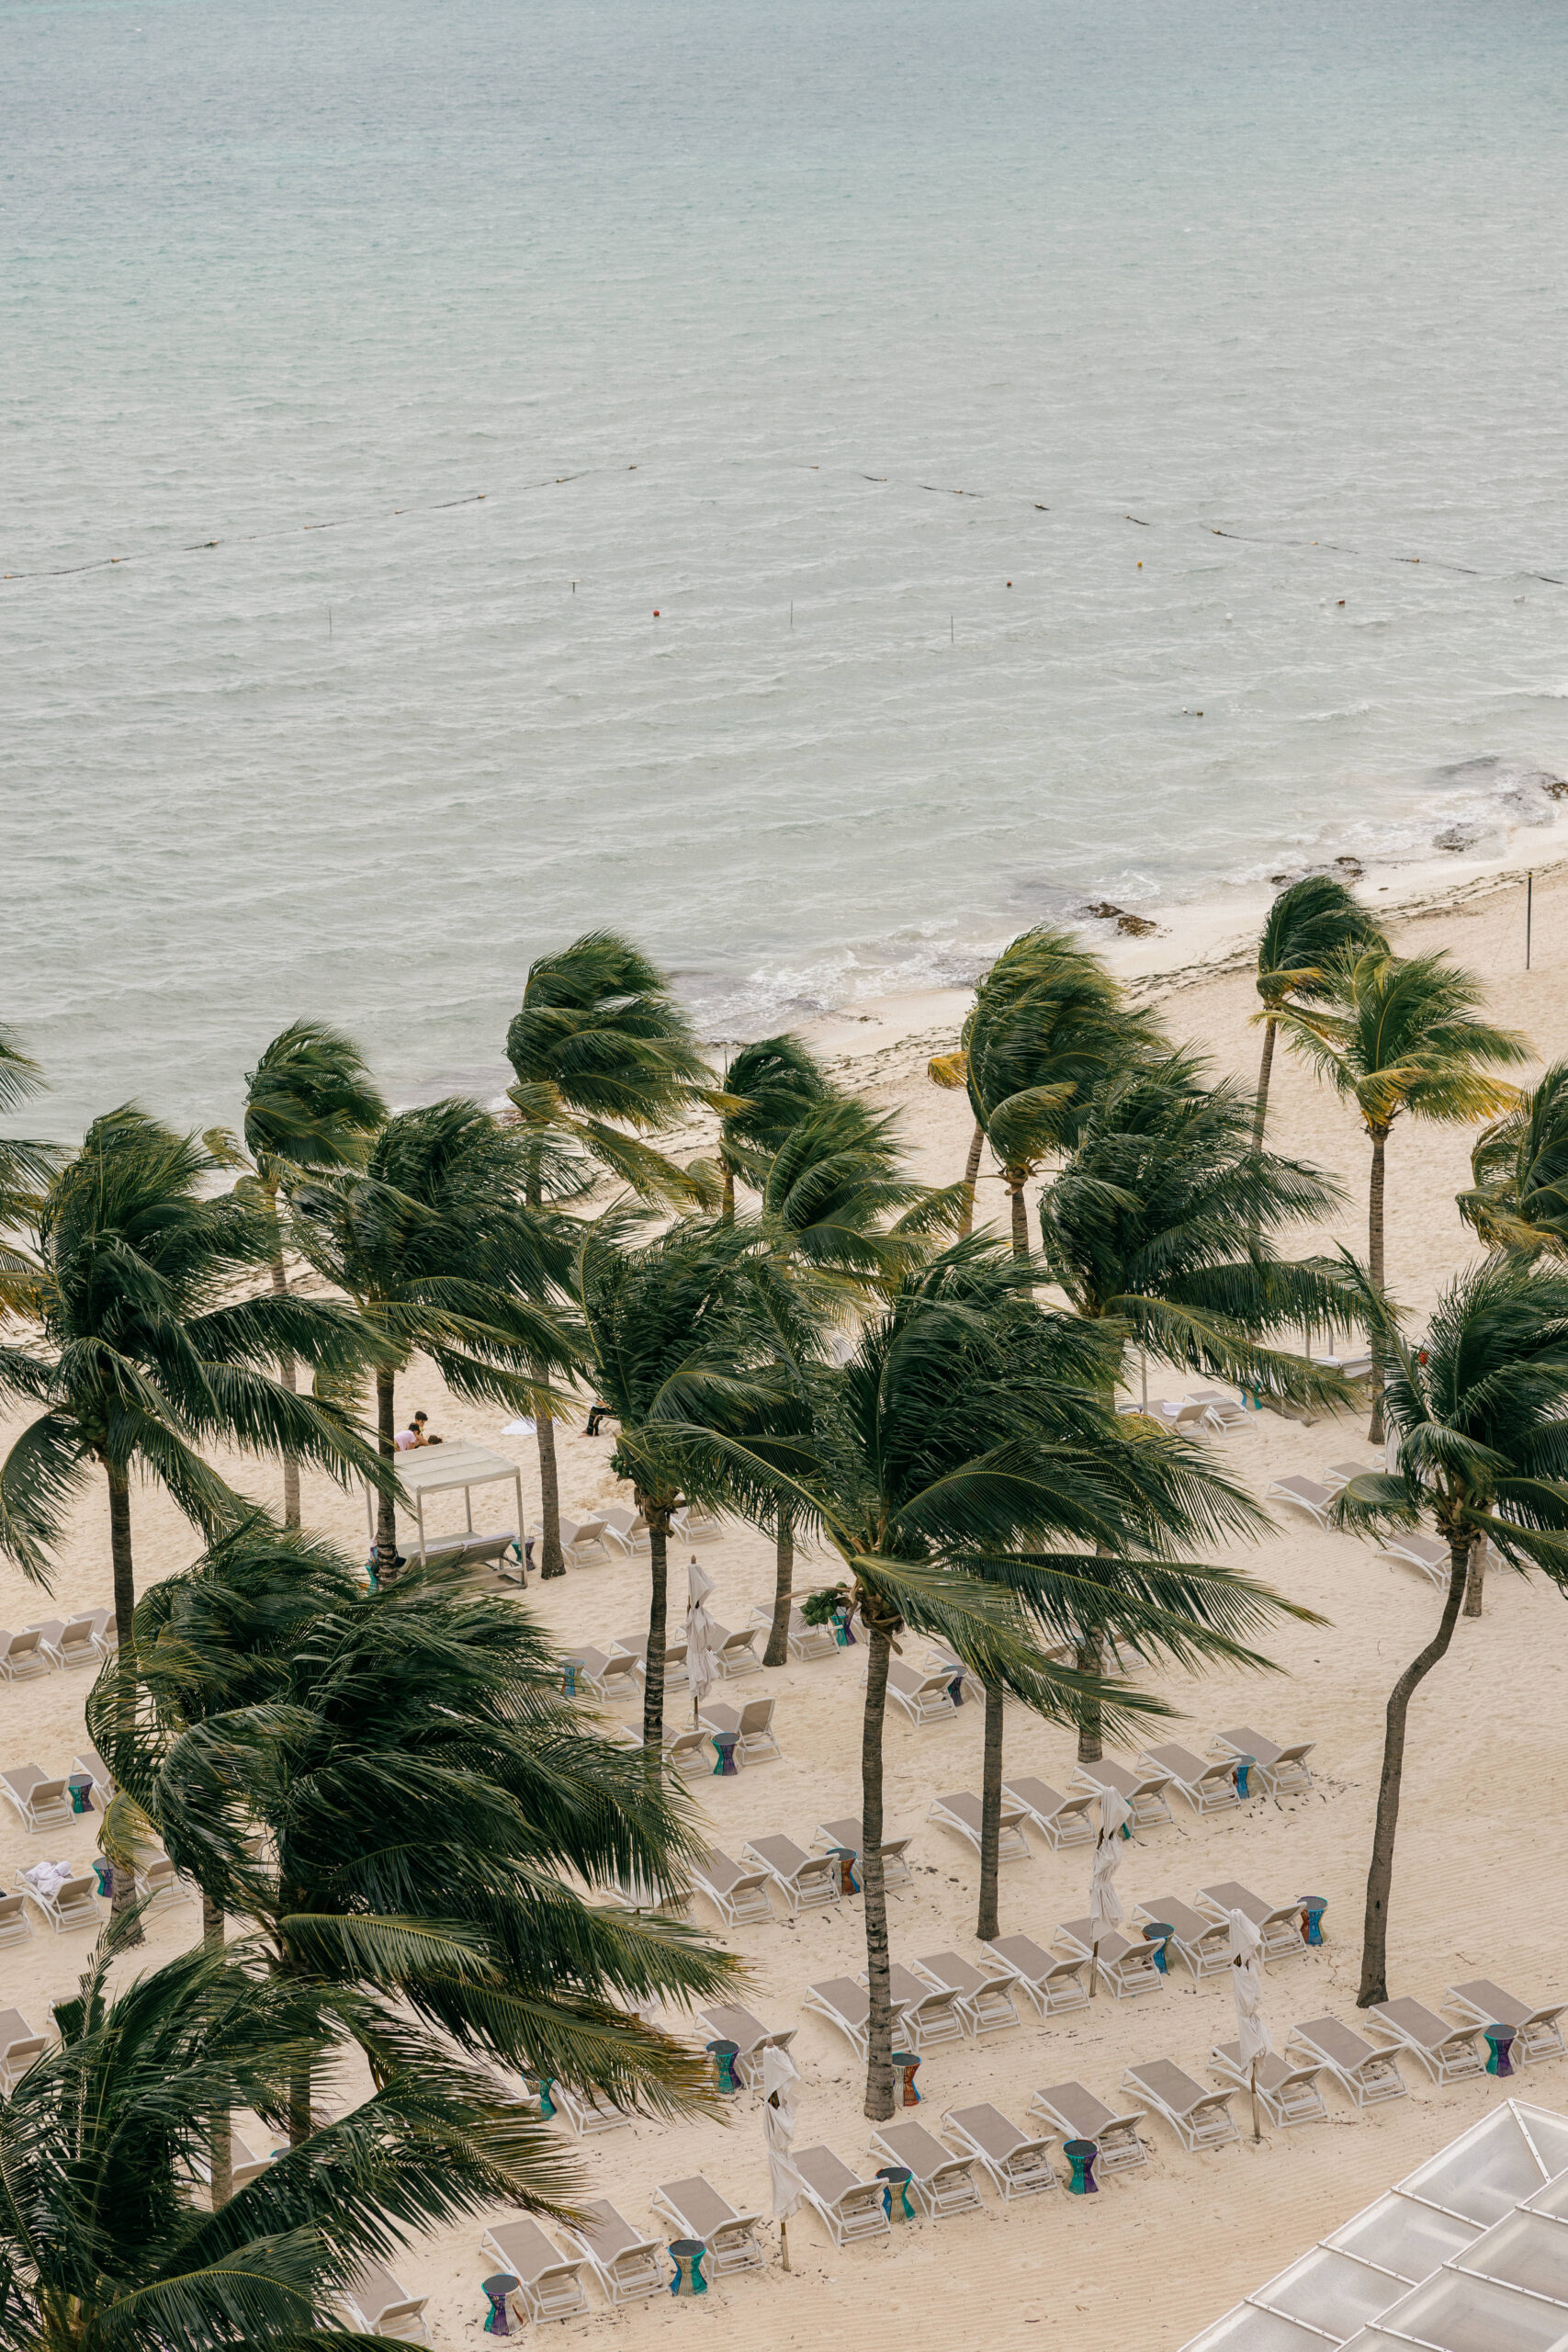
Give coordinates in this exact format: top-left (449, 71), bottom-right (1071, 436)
top-left (0, 1630), bottom-right (51, 1681)
top-left (193, 2127), bottom-right (272, 2192)
top-left (602, 1509), bottom-right (651, 1555)
top-left (482, 2216), bottom-right (591, 2323)
top-left (1133, 1896), bottom-right (1231, 1981)
top-left (709, 1623), bottom-right (762, 1679)
top-left (558, 2199), bottom-right (667, 2304)
top-left (94, 1614), bottom-right (118, 1659)
top-left (1210, 2040), bottom-right (1328, 2127)
top-left (1123, 2059), bottom-right (1239, 2154)
top-left (940, 2104), bottom-right (1055, 2200)
top-left (551, 2082), bottom-right (631, 2136)
top-left (1444, 1979), bottom-right (1568, 2066)
top-left (886, 1660), bottom-right (959, 1728)
top-left (650, 2177), bottom-right (764, 2275)
top-left (54, 1610), bottom-right (110, 1670)
top-left (673, 1505), bottom-right (723, 1544)
top-left (910, 1951), bottom-right (1019, 2037)
top-left (815, 1816), bottom-right (914, 1888)
top-left (1378, 1531), bottom-right (1451, 1588)
top-left (867, 2120), bottom-right (983, 2219)
top-left (1188, 1391), bottom-right (1254, 1431)
top-left (804, 1978), bottom-right (896, 2063)
top-left (1056, 1917), bottom-right (1164, 1999)
top-left (692, 1848), bottom-right (776, 1928)
top-left (136, 1853), bottom-right (192, 1906)
top-left (984, 1933), bottom-right (1090, 2017)
top-left (792, 2145), bottom-right (891, 2245)
top-left (699, 1697), bottom-right (782, 1763)
top-left (571, 1645), bottom-right (643, 1702)
top-left (750, 1601), bottom-right (840, 1661)
top-left (928, 1790), bottom-right (1030, 1861)
top-left (660, 1727), bottom-right (709, 1778)
top-left (1288, 2015), bottom-right (1408, 2109)
top-left (697, 2003), bottom-right (795, 2087)
top-left (0, 1894), bottom-right (31, 1949)
top-left (0, 2009), bottom-right (48, 2094)
top-left (1194, 1881), bottom-right (1307, 1964)
top-left (1364, 1996), bottom-right (1487, 2085)
top-left (1138, 1742), bottom-right (1242, 1816)
top-left (1147, 1399), bottom-right (1211, 1434)
top-left (1266, 1475), bottom-right (1337, 1528)
top-left (1069, 1755), bottom-right (1173, 1831)
top-left (339, 2259), bottom-right (431, 2342)
top-left (1209, 1725), bottom-right (1315, 1795)
top-left (1002, 1775), bottom-right (1096, 1849)
top-left (17, 1869), bottom-right (100, 1933)
top-left (1, 1765), bottom-right (73, 1834)
top-left (742, 1835), bottom-right (840, 1912)
top-left (1320, 1460), bottom-right (1378, 1495)
top-left (612, 1634), bottom-right (689, 1692)
top-left (1029, 2081), bottom-right (1148, 2174)
top-left (885, 1962), bottom-right (966, 2050)
top-left (73, 1748), bottom-right (115, 1804)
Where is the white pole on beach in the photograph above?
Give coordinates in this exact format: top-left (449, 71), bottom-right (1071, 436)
top-left (1527, 872), bottom-right (1534, 970)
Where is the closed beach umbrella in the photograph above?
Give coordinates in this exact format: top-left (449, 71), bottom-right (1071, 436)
top-left (686, 1554), bottom-right (718, 1723)
top-left (1088, 1787), bottom-right (1132, 1996)
top-left (1229, 1907), bottom-right (1272, 2143)
top-left (762, 2042), bottom-right (807, 2272)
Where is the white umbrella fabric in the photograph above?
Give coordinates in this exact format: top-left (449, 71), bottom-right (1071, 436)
top-left (762, 2043), bottom-right (807, 2271)
top-left (1228, 1906), bottom-right (1272, 2142)
top-left (686, 1555), bottom-right (718, 1724)
top-left (1088, 1786), bottom-right (1133, 1997)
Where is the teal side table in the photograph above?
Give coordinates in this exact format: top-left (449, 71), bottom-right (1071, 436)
top-left (891, 2049), bottom-right (920, 2107)
top-left (1064, 2138), bottom-right (1099, 2195)
top-left (669, 2238), bottom-right (707, 2295)
top-left (1485, 2023), bottom-right (1516, 2077)
top-left (876, 2165), bottom-right (916, 2221)
top-left (481, 2272), bottom-right (518, 2334)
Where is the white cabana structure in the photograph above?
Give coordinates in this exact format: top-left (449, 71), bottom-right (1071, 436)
top-left (1183, 2098), bottom-right (1568, 2349)
top-left (366, 1441), bottom-right (525, 1572)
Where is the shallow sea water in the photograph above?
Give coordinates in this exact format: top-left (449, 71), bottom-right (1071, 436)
top-left (6, 0), bottom-right (1568, 1129)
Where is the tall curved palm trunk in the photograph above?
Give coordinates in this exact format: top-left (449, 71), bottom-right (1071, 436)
top-left (861, 1625), bottom-right (896, 2120)
top-left (105, 1464), bottom-right (143, 1942)
top-left (1359, 1541), bottom-right (1467, 2006)
top-left (763, 1510), bottom-right (795, 1668)
top-left (1253, 1013), bottom-right (1279, 1152)
top-left (641, 1504), bottom-right (673, 1748)
top-left (1367, 1125), bottom-right (1389, 1444)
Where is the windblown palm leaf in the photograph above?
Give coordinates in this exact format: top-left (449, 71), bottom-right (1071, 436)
top-left (713, 1034), bottom-right (833, 1219)
top-left (1459, 1059), bottom-right (1568, 1258)
top-left (0, 1022), bottom-right (58, 1321)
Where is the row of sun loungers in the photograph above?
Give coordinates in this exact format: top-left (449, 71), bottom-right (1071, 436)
top-left (525, 1504), bottom-right (725, 1573)
top-left (0, 1609), bottom-right (115, 1682)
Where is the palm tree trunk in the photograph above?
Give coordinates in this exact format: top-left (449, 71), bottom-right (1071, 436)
top-left (958, 1120), bottom-right (985, 1237)
top-left (1076, 1629), bottom-right (1103, 1764)
top-left (861, 1623), bottom-right (895, 2121)
top-left (721, 1163), bottom-right (736, 1225)
top-left (536, 1415), bottom-right (566, 1577)
top-left (763, 1510), bottom-right (794, 1668)
top-left (105, 1463), bottom-right (143, 1946)
top-left (270, 1250), bottom-right (300, 1530)
top-left (374, 1367), bottom-right (400, 1584)
top-left (288, 2055), bottom-right (313, 2150)
top-left (1463, 1529), bottom-right (1486, 1619)
top-left (1357, 1541), bottom-right (1467, 2007)
top-left (642, 1513), bottom-right (669, 1748)
top-left (1368, 1125), bottom-right (1388, 1445)
top-left (203, 1892), bottom-right (231, 2207)
top-left (1252, 1014), bottom-right (1278, 1151)
top-left (976, 1685), bottom-right (1005, 1942)
top-left (1007, 1171), bottom-right (1029, 1260)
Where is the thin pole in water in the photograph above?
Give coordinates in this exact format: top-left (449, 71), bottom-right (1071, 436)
top-left (950, 613), bottom-right (954, 644)
top-left (1528, 872), bottom-right (1534, 969)
top-left (328, 608), bottom-right (333, 637)
top-left (571, 580), bottom-right (576, 594)
top-left (789, 601), bottom-right (793, 629)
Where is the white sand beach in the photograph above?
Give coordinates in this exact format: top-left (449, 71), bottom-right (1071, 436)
top-left (4, 857), bottom-right (1566, 2349)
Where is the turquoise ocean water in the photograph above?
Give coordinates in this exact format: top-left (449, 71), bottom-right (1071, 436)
top-left (6, 0), bottom-right (1568, 1131)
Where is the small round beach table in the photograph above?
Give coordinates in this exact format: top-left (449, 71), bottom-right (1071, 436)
top-left (705, 2039), bottom-right (742, 2095)
top-left (709, 1730), bottom-right (740, 1776)
top-left (891, 2049), bottom-right (921, 2107)
top-left (480, 2272), bottom-right (519, 2335)
top-left (825, 1845), bottom-right (860, 1896)
top-left (1141, 1921), bottom-right (1175, 1974)
top-left (1064, 2138), bottom-right (1100, 2195)
top-left (668, 2238), bottom-right (708, 2295)
top-left (1298, 1896), bottom-right (1328, 1947)
top-left (876, 2165), bottom-right (917, 2221)
top-left (1485, 2023), bottom-right (1517, 2077)
top-left (66, 1774), bottom-right (94, 1815)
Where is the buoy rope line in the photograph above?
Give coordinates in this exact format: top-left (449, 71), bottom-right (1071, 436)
top-left (2, 458), bottom-right (1561, 593)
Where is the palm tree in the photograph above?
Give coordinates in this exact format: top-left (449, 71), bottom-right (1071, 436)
top-left (0, 1927), bottom-right (568, 2349)
top-left (1251, 877), bottom-right (1386, 1151)
top-left (1330, 1255), bottom-right (1568, 2005)
top-left (506, 933), bottom-right (724, 1576)
top-left (715, 1034), bottom-right (832, 1221)
top-left (1038, 1052), bottom-right (1351, 1757)
top-left (672, 1235), bottom-right (1193, 2119)
top-left (1274, 949), bottom-right (1530, 1441)
top-left (1459, 1060), bottom-right (1568, 1259)
top-left (576, 1214), bottom-right (790, 1746)
top-left (288, 1099), bottom-right (583, 1587)
top-left (209, 1021), bottom-right (388, 1528)
top-left (929, 927), bottom-right (1162, 1251)
top-left (96, 1526), bottom-right (739, 2149)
